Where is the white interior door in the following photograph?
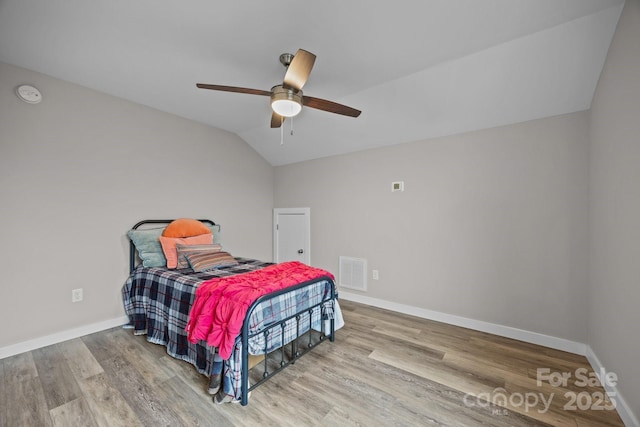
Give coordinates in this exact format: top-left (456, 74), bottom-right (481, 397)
top-left (273, 208), bottom-right (310, 264)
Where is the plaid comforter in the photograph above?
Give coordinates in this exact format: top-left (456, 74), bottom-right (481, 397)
top-left (121, 257), bottom-right (335, 400)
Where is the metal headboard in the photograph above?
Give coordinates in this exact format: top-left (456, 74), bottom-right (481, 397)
top-left (128, 219), bottom-right (217, 273)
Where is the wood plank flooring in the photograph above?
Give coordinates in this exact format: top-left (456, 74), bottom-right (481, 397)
top-left (0, 300), bottom-right (625, 426)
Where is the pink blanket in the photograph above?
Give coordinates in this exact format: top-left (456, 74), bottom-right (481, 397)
top-left (186, 261), bottom-right (334, 359)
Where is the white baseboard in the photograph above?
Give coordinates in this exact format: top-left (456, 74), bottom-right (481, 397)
top-left (339, 291), bottom-right (587, 355)
top-left (0, 316), bottom-right (129, 360)
top-left (586, 346), bottom-right (639, 427)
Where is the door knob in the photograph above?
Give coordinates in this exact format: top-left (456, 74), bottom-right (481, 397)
top-left (298, 249), bottom-right (304, 254)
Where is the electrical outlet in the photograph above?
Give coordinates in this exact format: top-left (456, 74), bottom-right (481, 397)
top-left (71, 288), bottom-right (83, 303)
top-left (372, 270), bottom-right (379, 280)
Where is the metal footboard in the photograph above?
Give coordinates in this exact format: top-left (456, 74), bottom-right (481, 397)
top-left (240, 277), bottom-right (336, 406)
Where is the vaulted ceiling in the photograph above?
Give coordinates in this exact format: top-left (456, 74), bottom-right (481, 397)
top-left (0, 0), bottom-right (624, 165)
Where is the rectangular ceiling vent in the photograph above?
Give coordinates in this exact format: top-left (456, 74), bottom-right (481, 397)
top-left (339, 256), bottom-right (367, 291)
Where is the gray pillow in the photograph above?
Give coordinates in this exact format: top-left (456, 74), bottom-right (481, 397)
top-left (127, 227), bottom-right (166, 267)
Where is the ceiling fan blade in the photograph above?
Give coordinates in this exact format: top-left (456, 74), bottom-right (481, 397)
top-left (283, 49), bottom-right (316, 91)
top-left (303, 96), bottom-right (361, 117)
top-left (196, 84), bottom-right (271, 97)
top-left (271, 112), bottom-right (285, 128)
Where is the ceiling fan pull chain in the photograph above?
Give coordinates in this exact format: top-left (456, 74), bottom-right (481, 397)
top-left (280, 117), bottom-right (284, 145)
top-left (290, 116), bottom-right (294, 136)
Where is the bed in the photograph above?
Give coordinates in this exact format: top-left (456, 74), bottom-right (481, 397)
top-left (121, 219), bottom-right (340, 405)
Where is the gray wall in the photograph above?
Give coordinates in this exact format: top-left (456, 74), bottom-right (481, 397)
top-left (275, 112), bottom-right (590, 343)
top-left (589, 0), bottom-right (640, 417)
top-left (0, 62), bottom-right (274, 348)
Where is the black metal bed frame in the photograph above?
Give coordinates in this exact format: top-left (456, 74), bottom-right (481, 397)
top-left (128, 219), bottom-right (336, 406)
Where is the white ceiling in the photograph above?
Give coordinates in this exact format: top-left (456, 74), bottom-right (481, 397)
top-left (0, 0), bottom-right (624, 166)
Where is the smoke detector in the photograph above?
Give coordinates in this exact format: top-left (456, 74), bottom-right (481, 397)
top-left (16, 84), bottom-right (42, 104)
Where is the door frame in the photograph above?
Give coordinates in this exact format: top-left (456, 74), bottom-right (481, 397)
top-left (273, 207), bottom-right (311, 264)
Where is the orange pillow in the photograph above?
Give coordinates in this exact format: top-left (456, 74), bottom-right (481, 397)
top-left (162, 218), bottom-right (212, 238)
top-left (159, 234), bottom-right (213, 268)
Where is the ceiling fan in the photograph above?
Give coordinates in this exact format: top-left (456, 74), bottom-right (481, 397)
top-left (196, 49), bottom-right (361, 128)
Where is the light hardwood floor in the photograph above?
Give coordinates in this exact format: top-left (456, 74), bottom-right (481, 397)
top-left (0, 300), bottom-right (625, 426)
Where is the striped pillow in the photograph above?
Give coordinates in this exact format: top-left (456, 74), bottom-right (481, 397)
top-left (186, 251), bottom-right (238, 272)
top-left (159, 233), bottom-right (214, 269)
top-left (175, 243), bottom-right (222, 269)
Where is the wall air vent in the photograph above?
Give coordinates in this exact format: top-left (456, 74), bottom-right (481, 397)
top-left (339, 256), bottom-right (367, 291)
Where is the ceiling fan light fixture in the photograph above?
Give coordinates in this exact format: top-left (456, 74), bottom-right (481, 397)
top-left (271, 85), bottom-right (302, 117)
